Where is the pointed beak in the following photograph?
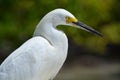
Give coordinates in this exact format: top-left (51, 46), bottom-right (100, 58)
top-left (72, 21), bottom-right (103, 37)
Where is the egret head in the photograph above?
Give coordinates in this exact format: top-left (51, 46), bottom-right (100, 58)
top-left (46, 9), bottom-right (103, 37)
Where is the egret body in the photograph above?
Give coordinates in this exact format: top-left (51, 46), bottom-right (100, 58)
top-left (0, 9), bottom-right (102, 80)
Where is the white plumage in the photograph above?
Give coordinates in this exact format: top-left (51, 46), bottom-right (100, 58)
top-left (0, 9), bottom-right (102, 80)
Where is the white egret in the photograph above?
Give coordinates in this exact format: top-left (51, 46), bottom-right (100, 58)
top-left (0, 9), bottom-right (102, 80)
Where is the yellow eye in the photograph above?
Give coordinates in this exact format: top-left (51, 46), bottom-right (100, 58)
top-left (66, 16), bottom-right (78, 23)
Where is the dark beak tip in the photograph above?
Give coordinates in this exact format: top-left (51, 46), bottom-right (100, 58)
top-left (97, 33), bottom-right (103, 37)
top-left (93, 31), bottom-right (103, 37)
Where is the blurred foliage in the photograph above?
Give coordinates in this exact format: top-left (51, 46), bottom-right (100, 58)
top-left (0, 0), bottom-right (120, 55)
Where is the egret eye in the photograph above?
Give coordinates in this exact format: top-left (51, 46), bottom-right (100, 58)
top-left (66, 16), bottom-right (71, 23)
top-left (66, 16), bottom-right (71, 20)
top-left (66, 16), bottom-right (78, 23)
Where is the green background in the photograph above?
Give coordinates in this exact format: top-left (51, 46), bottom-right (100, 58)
top-left (0, 0), bottom-right (120, 80)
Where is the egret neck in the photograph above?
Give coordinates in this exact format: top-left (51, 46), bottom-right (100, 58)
top-left (33, 15), bottom-right (68, 52)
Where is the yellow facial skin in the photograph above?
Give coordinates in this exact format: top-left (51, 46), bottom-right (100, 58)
top-left (66, 16), bottom-right (78, 23)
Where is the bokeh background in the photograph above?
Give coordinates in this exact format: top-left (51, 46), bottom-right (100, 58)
top-left (0, 0), bottom-right (120, 80)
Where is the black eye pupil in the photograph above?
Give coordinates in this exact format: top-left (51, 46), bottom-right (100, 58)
top-left (66, 16), bottom-right (70, 19)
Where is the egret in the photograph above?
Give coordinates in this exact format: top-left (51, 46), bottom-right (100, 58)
top-left (0, 9), bottom-right (102, 80)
